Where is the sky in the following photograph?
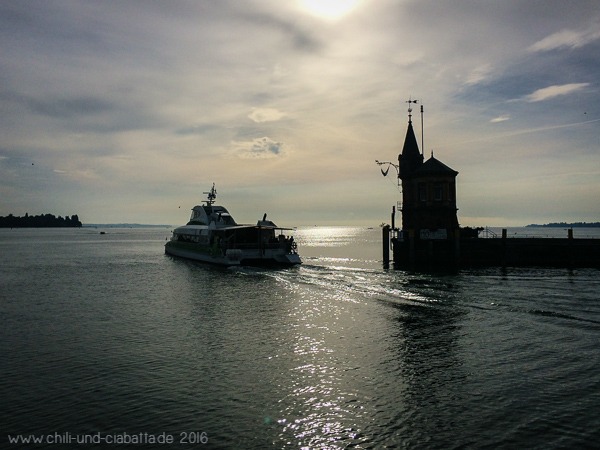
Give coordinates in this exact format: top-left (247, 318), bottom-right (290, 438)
top-left (1, 0), bottom-right (599, 227)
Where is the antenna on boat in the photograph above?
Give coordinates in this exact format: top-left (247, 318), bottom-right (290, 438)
top-left (203, 183), bottom-right (217, 206)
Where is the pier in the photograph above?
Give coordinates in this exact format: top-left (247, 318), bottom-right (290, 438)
top-left (379, 101), bottom-right (600, 269)
top-left (386, 227), bottom-right (600, 268)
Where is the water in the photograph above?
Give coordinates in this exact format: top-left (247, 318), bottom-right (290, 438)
top-left (1, 227), bottom-right (599, 449)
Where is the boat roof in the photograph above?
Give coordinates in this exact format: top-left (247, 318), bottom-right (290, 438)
top-left (175, 224), bottom-right (294, 231)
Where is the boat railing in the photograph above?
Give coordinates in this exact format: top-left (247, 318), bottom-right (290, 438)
top-left (481, 227), bottom-right (498, 238)
top-left (225, 240), bottom-right (297, 253)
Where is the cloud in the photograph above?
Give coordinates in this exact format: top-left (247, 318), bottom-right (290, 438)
top-left (490, 115), bottom-right (510, 123)
top-left (465, 64), bottom-right (493, 86)
top-left (524, 83), bottom-right (590, 102)
top-left (26, 96), bottom-right (114, 119)
top-left (248, 108), bottom-right (287, 123)
top-left (528, 25), bottom-right (600, 52)
top-left (232, 137), bottom-right (285, 159)
top-left (236, 9), bottom-right (323, 53)
top-left (175, 123), bottom-right (222, 135)
top-left (298, 0), bottom-right (362, 21)
top-left (51, 168), bottom-right (100, 181)
top-left (1, 1), bottom-right (599, 225)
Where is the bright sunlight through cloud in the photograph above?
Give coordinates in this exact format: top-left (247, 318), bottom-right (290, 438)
top-left (298, 0), bottom-right (362, 21)
top-left (1, 1), bottom-right (599, 226)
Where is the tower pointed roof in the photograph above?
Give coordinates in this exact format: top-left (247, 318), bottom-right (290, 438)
top-left (415, 155), bottom-right (458, 176)
top-left (401, 120), bottom-right (421, 159)
top-left (398, 118), bottom-right (423, 179)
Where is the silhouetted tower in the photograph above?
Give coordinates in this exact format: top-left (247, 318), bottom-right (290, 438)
top-left (398, 104), bottom-right (459, 234)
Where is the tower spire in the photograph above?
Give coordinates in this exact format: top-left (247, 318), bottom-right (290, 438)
top-left (406, 97), bottom-right (418, 124)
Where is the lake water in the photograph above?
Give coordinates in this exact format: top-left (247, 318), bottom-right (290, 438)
top-left (1, 226), bottom-right (599, 449)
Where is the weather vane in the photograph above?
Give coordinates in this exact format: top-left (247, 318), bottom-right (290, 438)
top-left (406, 97), bottom-right (424, 155)
top-left (376, 96), bottom-right (426, 182)
top-left (406, 97), bottom-right (418, 121)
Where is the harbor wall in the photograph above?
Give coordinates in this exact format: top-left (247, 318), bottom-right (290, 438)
top-left (389, 230), bottom-right (600, 269)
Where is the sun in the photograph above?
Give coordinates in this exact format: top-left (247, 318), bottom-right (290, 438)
top-left (298, 0), bottom-right (362, 21)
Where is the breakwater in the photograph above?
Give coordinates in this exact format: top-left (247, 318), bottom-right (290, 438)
top-left (386, 227), bottom-right (600, 268)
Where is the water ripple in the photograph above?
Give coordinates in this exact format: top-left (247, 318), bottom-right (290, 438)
top-left (2, 228), bottom-right (600, 448)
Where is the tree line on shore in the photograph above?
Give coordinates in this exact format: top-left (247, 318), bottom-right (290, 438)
top-left (526, 222), bottom-right (600, 228)
top-left (0, 213), bottom-right (82, 228)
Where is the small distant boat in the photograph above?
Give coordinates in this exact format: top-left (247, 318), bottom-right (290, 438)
top-left (165, 184), bottom-right (301, 266)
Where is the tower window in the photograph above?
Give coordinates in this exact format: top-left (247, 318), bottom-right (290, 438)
top-left (418, 183), bottom-right (427, 202)
top-left (434, 183), bottom-right (443, 201)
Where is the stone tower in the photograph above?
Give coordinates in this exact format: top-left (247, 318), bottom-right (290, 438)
top-left (398, 113), bottom-right (459, 235)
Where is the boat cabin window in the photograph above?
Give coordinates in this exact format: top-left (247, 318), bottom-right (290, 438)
top-left (219, 214), bottom-right (235, 226)
top-left (189, 207), bottom-right (207, 224)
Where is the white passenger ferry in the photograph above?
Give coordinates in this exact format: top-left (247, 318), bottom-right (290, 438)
top-left (165, 184), bottom-right (301, 266)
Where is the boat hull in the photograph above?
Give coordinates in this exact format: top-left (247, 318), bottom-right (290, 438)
top-left (164, 241), bottom-right (301, 267)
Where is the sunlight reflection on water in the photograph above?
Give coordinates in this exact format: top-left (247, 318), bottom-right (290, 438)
top-left (294, 226), bottom-right (371, 246)
top-left (2, 228), bottom-right (599, 448)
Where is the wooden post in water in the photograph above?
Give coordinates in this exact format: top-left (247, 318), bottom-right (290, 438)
top-left (382, 225), bottom-right (390, 265)
top-left (454, 228), bottom-right (460, 266)
top-left (409, 230), bottom-right (416, 266)
top-left (568, 228), bottom-right (574, 267)
top-left (502, 228), bottom-right (507, 267)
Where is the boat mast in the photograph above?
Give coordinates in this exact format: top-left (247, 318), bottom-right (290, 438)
top-left (203, 183), bottom-right (217, 206)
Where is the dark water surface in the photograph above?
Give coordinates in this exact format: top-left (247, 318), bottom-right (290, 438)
top-left (1, 227), bottom-right (599, 449)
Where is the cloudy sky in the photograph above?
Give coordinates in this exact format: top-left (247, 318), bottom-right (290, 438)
top-left (1, 0), bottom-right (599, 226)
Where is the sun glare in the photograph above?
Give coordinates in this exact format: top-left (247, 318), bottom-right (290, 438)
top-left (299, 0), bottom-right (361, 21)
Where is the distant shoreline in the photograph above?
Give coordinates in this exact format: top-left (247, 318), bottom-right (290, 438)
top-left (526, 222), bottom-right (600, 228)
top-left (83, 224), bottom-right (171, 228)
top-left (0, 213), bottom-right (82, 228)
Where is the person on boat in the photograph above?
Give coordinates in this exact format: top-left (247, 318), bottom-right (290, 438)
top-left (212, 236), bottom-right (221, 256)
